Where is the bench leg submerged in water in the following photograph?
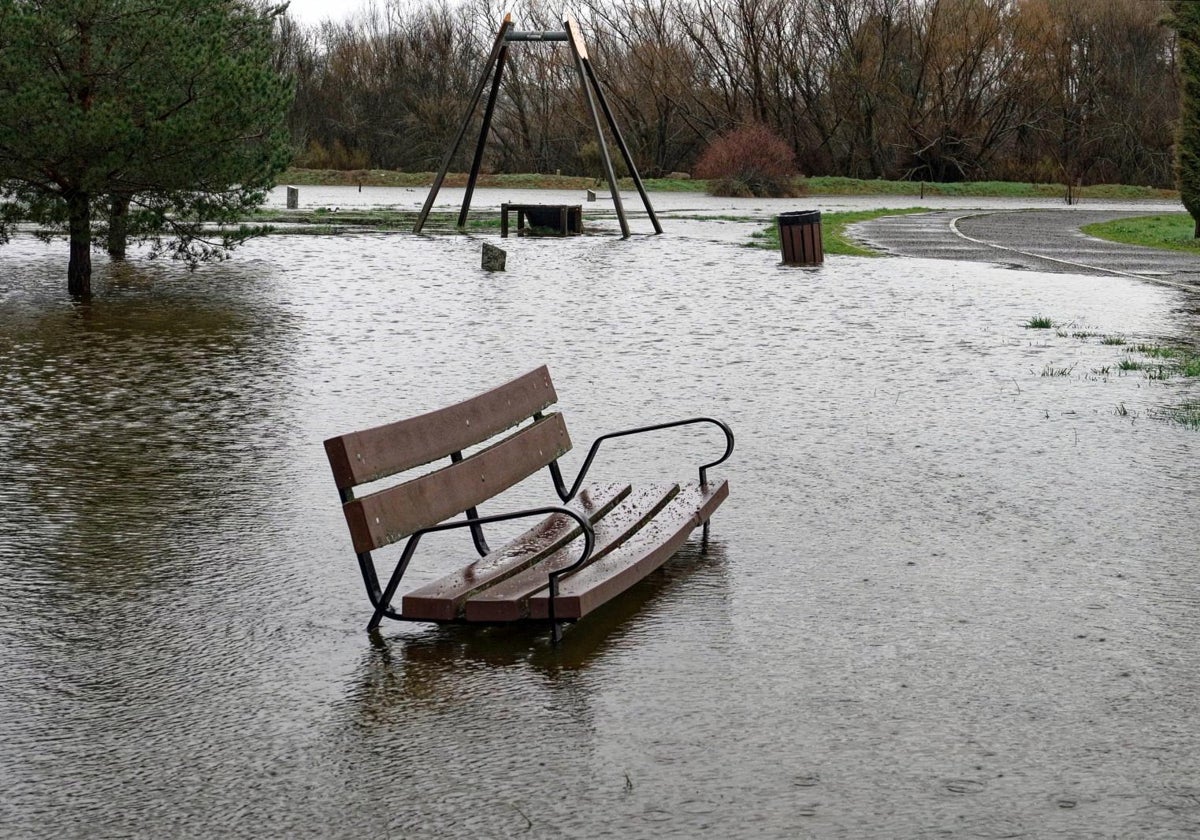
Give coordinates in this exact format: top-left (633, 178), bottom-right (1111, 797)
top-left (323, 366), bottom-right (733, 641)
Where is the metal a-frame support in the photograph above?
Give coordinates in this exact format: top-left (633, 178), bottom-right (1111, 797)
top-left (412, 14), bottom-right (662, 238)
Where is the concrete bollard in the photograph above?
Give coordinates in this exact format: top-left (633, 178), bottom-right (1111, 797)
top-left (286, 186), bottom-right (299, 209)
top-left (482, 243), bottom-right (506, 271)
top-left (586, 189), bottom-right (596, 202)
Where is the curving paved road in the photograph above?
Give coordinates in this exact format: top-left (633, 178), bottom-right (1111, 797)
top-left (851, 208), bottom-right (1200, 291)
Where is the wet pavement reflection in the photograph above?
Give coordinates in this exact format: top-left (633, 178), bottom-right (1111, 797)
top-left (2, 202), bottom-right (1200, 838)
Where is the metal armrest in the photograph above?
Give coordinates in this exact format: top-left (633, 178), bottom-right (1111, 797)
top-left (551, 416), bottom-right (735, 502)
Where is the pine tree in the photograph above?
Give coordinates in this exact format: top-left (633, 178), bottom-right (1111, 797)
top-left (0, 0), bottom-right (293, 296)
top-left (1171, 1), bottom-right (1200, 237)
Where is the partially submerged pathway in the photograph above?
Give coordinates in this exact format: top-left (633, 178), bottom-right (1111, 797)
top-left (852, 208), bottom-right (1200, 291)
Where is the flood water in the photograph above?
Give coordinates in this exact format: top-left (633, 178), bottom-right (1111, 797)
top-left (2, 194), bottom-right (1200, 838)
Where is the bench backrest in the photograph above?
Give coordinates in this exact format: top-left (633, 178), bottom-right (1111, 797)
top-left (323, 366), bottom-right (570, 554)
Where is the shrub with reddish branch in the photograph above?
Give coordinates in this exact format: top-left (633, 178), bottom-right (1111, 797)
top-left (694, 124), bottom-right (800, 198)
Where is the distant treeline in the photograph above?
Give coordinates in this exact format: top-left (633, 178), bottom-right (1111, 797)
top-left (274, 0), bottom-right (1179, 186)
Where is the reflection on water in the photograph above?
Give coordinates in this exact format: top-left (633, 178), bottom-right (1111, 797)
top-left (336, 541), bottom-right (732, 838)
top-left (0, 257), bottom-right (298, 599)
top-left (2, 213), bottom-right (1200, 838)
top-left (351, 539), bottom-right (731, 722)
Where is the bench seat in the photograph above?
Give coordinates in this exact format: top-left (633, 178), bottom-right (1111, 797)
top-left (400, 482), bottom-right (629, 622)
top-left (527, 479), bottom-right (728, 620)
top-left (400, 478), bottom-right (727, 624)
top-left (461, 482), bottom-right (695, 622)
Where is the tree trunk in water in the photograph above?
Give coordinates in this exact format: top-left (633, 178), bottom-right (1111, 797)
top-left (1195, 217), bottom-right (1200, 239)
top-left (107, 194), bottom-right (129, 259)
top-left (67, 191), bottom-right (92, 298)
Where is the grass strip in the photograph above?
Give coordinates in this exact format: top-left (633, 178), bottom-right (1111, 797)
top-left (1081, 214), bottom-right (1200, 253)
top-left (281, 168), bottom-right (1179, 201)
top-left (750, 208), bottom-right (928, 257)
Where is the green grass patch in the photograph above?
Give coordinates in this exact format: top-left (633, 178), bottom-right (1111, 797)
top-left (1165, 402), bottom-right (1200, 428)
top-left (798, 177), bottom-right (1176, 200)
top-left (1109, 341), bottom-right (1200, 429)
top-left (1099, 335), bottom-right (1127, 345)
top-left (281, 169), bottom-right (1177, 200)
top-left (1129, 342), bottom-right (1200, 377)
top-left (1081, 214), bottom-right (1200, 253)
top-left (1133, 343), bottom-right (1182, 358)
top-left (1040, 363), bottom-right (1074, 377)
top-left (252, 207), bottom-right (504, 231)
top-left (279, 168), bottom-right (709, 193)
top-left (1024, 316), bottom-right (1054, 329)
top-left (751, 207), bottom-right (927, 257)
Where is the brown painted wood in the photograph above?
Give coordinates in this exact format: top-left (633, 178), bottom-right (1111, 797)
top-left (463, 483), bottom-right (681, 622)
top-left (781, 219), bottom-right (823, 265)
top-left (324, 366), bottom-right (557, 490)
top-left (565, 19), bottom-right (629, 239)
top-left (400, 483), bottom-right (629, 621)
top-left (526, 479), bottom-right (728, 620)
top-left (342, 413), bottom-right (571, 553)
top-left (564, 16), bottom-right (589, 60)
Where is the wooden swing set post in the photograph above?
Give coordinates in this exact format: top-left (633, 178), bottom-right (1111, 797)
top-left (413, 14), bottom-right (661, 238)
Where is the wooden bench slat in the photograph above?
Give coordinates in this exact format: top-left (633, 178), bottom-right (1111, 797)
top-left (342, 413), bottom-right (570, 553)
top-left (462, 483), bottom-right (682, 622)
top-left (324, 366), bottom-right (558, 490)
top-left (400, 482), bottom-right (629, 621)
top-left (526, 479), bottom-right (729, 620)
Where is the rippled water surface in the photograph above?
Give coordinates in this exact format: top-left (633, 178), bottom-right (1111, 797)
top-left (2, 199), bottom-right (1200, 839)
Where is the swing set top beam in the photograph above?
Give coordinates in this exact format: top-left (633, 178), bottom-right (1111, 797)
top-left (505, 30), bottom-right (568, 41)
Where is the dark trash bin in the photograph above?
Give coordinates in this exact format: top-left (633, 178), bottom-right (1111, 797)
top-left (778, 210), bottom-right (823, 266)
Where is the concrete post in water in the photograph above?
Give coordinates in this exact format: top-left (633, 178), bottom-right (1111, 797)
top-left (286, 186), bottom-right (299, 209)
top-left (482, 243), bottom-right (506, 271)
top-left (586, 189), bottom-right (596, 201)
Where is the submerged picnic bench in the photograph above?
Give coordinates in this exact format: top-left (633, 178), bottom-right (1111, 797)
top-left (500, 203), bottom-right (582, 237)
top-left (323, 366), bottom-right (733, 639)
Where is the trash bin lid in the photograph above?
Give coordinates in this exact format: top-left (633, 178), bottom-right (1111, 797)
top-left (778, 210), bottom-right (821, 224)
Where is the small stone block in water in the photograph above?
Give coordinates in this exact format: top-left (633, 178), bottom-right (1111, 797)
top-left (482, 243), bottom-right (506, 271)
top-left (586, 190), bottom-right (596, 202)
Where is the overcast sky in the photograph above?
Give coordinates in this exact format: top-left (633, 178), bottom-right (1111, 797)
top-left (283, 0), bottom-right (373, 25)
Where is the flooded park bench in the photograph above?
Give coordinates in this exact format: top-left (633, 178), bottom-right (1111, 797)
top-left (500, 203), bottom-right (583, 237)
top-left (323, 366), bottom-right (732, 640)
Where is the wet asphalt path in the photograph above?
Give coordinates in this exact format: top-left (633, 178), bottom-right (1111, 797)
top-left (851, 208), bottom-right (1200, 290)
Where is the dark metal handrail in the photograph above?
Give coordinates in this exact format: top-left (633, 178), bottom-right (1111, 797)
top-left (366, 506), bottom-right (595, 632)
top-left (546, 416), bottom-right (735, 502)
top-left (539, 416), bottom-right (733, 641)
